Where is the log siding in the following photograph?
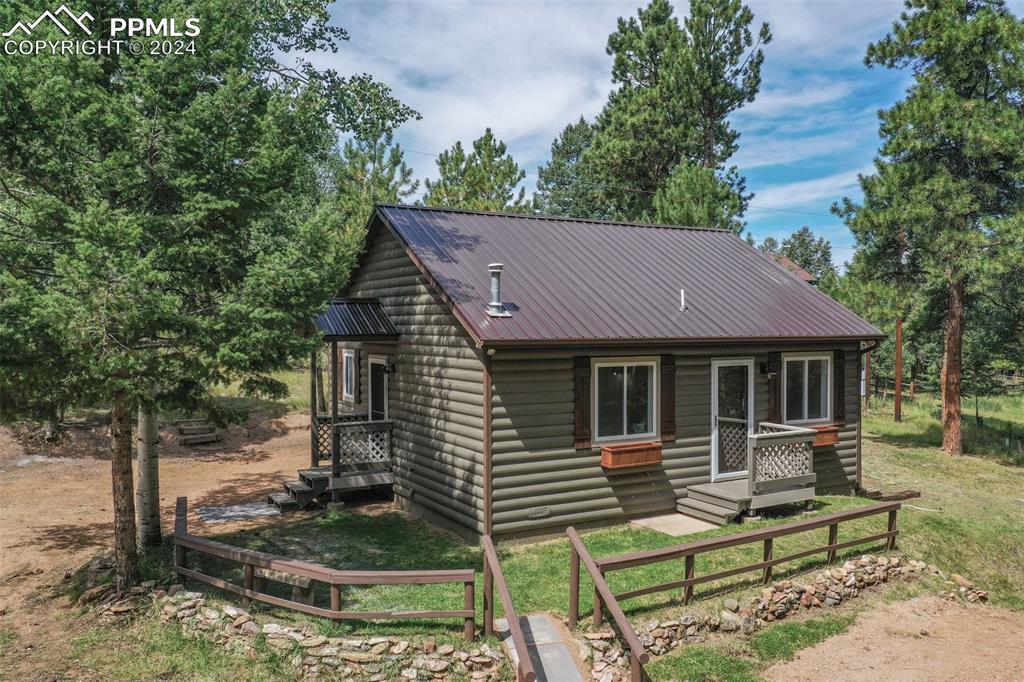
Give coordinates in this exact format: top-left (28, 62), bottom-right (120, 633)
top-left (344, 228), bottom-right (487, 536)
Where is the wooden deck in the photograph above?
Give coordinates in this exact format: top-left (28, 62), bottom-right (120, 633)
top-left (676, 479), bottom-right (816, 526)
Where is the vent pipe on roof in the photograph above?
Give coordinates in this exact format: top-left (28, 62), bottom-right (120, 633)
top-left (486, 263), bottom-right (511, 317)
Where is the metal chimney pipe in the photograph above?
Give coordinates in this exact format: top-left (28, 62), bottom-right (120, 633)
top-left (486, 263), bottom-right (509, 317)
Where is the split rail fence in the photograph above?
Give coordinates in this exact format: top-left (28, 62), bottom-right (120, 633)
top-left (567, 502), bottom-right (901, 682)
top-left (173, 496), bottom-right (537, 682)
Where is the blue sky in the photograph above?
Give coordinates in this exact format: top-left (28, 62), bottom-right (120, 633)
top-left (317, 0), bottom-right (917, 267)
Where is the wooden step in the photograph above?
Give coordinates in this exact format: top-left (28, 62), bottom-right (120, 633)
top-left (687, 486), bottom-right (748, 512)
top-left (180, 433), bottom-right (222, 446)
top-left (676, 497), bottom-right (738, 526)
top-left (283, 480), bottom-right (316, 508)
top-left (268, 491), bottom-right (299, 512)
top-left (298, 468), bottom-right (331, 495)
top-left (179, 424), bottom-right (214, 436)
top-left (175, 418), bottom-right (207, 427)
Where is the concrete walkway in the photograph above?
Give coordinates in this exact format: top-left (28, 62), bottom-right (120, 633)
top-left (495, 613), bottom-right (584, 682)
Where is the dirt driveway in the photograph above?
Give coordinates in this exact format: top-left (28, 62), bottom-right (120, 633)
top-left (764, 595), bottom-right (1024, 682)
top-left (0, 413), bottom-right (309, 679)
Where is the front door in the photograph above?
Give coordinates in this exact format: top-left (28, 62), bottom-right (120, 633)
top-left (711, 359), bottom-right (754, 480)
top-left (368, 357), bottom-right (388, 421)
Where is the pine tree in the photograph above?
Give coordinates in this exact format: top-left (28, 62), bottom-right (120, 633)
top-left (424, 129), bottom-right (529, 212)
top-left (534, 117), bottom-right (605, 219)
top-left (835, 0), bottom-right (1024, 455)
top-left (0, 0), bottom-right (416, 588)
top-left (780, 226), bottom-right (836, 282)
top-left (651, 163), bottom-right (747, 232)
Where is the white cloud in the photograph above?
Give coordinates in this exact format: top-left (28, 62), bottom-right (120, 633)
top-left (748, 166), bottom-right (872, 215)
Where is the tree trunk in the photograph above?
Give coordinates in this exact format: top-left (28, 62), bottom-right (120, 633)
top-left (111, 393), bottom-right (139, 590)
top-left (136, 406), bottom-right (161, 547)
top-left (316, 365), bottom-right (327, 414)
top-left (941, 278), bottom-right (966, 455)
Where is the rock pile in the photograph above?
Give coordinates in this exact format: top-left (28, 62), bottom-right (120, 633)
top-left (577, 555), bottom-right (944, 682)
top-left (82, 580), bottom-right (508, 680)
top-left (153, 590), bottom-right (508, 680)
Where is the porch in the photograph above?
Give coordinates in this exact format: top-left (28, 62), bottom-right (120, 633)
top-left (677, 421), bottom-right (818, 525)
top-left (269, 298), bottom-right (400, 512)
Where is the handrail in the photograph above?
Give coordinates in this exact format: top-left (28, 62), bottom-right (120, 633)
top-left (333, 419), bottom-right (393, 433)
top-left (482, 536), bottom-right (537, 682)
top-left (597, 502), bottom-right (899, 571)
top-left (568, 504), bottom-right (900, 681)
top-left (567, 527), bottom-right (650, 682)
top-left (173, 497), bottom-right (476, 640)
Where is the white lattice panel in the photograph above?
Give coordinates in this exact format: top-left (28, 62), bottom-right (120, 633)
top-left (754, 441), bottom-right (811, 481)
top-left (719, 421), bottom-right (748, 473)
top-left (339, 429), bottom-right (391, 466)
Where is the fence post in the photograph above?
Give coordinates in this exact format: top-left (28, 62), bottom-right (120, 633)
top-left (569, 543), bottom-right (580, 625)
top-left (242, 564), bottom-right (253, 607)
top-left (631, 652), bottom-right (642, 682)
top-left (174, 497), bottom-right (188, 584)
top-left (886, 509), bottom-right (898, 550)
top-left (683, 554), bottom-right (695, 604)
top-left (483, 557), bottom-right (494, 637)
top-left (593, 582), bottom-right (603, 627)
top-left (762, 539), bottom-right (773, 584)
top-left (827, 523), bottom-right (839, 563)
top-left (330, 585), bottom-right (341, 617)
top-left (464, 579), bottom-right (476, 642)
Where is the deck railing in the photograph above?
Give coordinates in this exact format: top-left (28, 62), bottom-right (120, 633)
top-left (747, 422), bottom-right (817, 496)
top-left (312, 415), bottom-right (393, 468)
top-left (567, 502), bottom-right (901, 682)
top-left (173, 497), bottom-right (476, 639)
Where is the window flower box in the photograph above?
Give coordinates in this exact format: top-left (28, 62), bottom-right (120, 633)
top-left (601, 442), bottom-right (662, 469)
top-left (812, 424), bottom-right (840, 447)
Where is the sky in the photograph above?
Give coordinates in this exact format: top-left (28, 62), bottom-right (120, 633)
top-left (315, 0), bottom-right (918, 268)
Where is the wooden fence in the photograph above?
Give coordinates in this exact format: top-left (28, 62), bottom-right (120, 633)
top-left (482, 535), bottom-right (537, 682)
top-left (568, 502), bottom-right (901, 682)
top-left (173, 497), bottom-right (536, 680)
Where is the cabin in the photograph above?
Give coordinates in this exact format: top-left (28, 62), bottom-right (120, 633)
top-left (268, 205), bottom-right (882, 542)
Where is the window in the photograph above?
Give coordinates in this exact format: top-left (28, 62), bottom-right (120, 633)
top-left (342, 349), bottom-right (355, 401)
top-left (593, 358), bottom-right (658, 442)
top-left (783, 354), bottom-right (831, 423)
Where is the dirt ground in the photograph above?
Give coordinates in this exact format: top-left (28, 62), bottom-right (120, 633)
top-left (764, 595), bottom-right (1024, 682)
top-left (0, 413), bottom-right (309, 680)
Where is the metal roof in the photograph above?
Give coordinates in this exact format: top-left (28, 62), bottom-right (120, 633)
top-left (372, 204), bottom-right (883, 347)
top-left (313, 298), bottom-right (400, 342)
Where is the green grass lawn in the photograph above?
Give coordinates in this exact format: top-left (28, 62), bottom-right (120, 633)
top-left (66, 391), bottom-right (1024, 681)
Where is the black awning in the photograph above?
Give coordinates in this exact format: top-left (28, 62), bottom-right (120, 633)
top-left (313, 298), bottom-right (400, 342)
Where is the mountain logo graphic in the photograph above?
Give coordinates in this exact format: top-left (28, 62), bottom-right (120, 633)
top-left (3, 5), bottom-right (94, 37)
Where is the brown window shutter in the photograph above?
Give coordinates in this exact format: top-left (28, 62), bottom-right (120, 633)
top-left (353, 349), bottom-right (362, 404)
top-left (767, 352), bottom-right (782, 423)
top-left (573, 356), bottom-right (591, 450)
top-left (660, 355), bottom-right (676, 442)
top-left (833, 349), bottom-right (846, 425)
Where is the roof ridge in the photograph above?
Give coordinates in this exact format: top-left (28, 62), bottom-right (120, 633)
top-left (375, 203), bottom-right (732, 233)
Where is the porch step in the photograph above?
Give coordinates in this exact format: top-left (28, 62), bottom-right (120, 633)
top-left (268, 491), bottom-right (299, 512)
top-left (676, 496), bottom-right (739, 526)
top-left (298, 467), bottom-right (331, 496)
top-left (283, 480), bottom-right (316, 508)
top-left (688, 484), bottom-right (749, 512)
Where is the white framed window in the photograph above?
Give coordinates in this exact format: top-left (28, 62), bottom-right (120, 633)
top-left (782, 353), bottom-right (832, 424)
top-left (592, 357), bottom-right (658, 443)
top-left (342, 349), bottom-right (355, 401)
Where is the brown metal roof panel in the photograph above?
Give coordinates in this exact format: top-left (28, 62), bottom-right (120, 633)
top-left (376, 205), bottom-right (882, 344)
